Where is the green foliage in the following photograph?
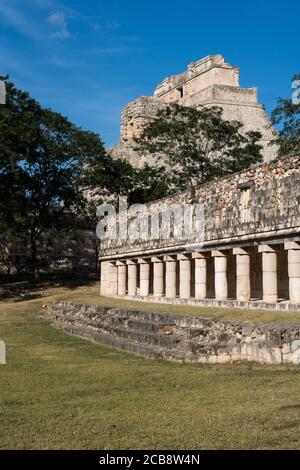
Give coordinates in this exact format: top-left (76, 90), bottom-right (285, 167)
top-left (100, 157), bottom-right (169, 205)
top-left (271, 74), bottom-right (300, 157)
top-left (128, 164), bottom-right (170, 204)
top-left (135, 104), bottom-right (263, 193)
top-left (0, 77), bottom-right (114, 275)
top-left (0, 74), bottom-right (171, 274)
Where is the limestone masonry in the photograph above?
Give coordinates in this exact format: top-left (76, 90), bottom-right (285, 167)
top-left (100, 155), bottom-right (300, 310)
top-left (47, 302), bottom-right (300, 365)
top-left (109, 54), bottom-right (276, 166)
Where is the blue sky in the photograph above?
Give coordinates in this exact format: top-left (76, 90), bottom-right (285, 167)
top-left (0, 0), bottom-right (299, 147)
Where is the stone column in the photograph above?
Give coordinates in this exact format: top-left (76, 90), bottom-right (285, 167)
top-left (233, 247), bottom-right (251, 302)
top-left (138, 258), bottom-right (150, 297)
top-left (116, 261), bottom-right (126, 296)
top-left (102, 261), bottom-right (117, 296)
top-left (165, 255), bottom-right (177, 298)
top-left (212, 250), bottom-right (228, 301)
top-left (258, 245), bottom-right (278, 303)
top-left (100, 261), bottom-right (108, 295)
top-left (192, 253), bottom-right (207, 299)
top-left (151, 257), bottom-right (164, 297)
top-left (178, 254), bottom-right (191, 299)
top-left (127, 260), bottom-right (137, 297)
top-left (285, 242), bottom-right (300, 304)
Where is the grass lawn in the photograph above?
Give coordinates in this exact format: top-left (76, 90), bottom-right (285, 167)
top-left (1, 277), bottom-right (300, 449)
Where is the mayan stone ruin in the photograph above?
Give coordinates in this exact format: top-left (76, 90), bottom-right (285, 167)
top-left (47, 302), bottom-right (300, 365)
top-left (100, 56), bottom-right (300, 317)
top-left (100, 154), bottom-right (300, 312)
top-left (109, 54), bottom-right (277, 167)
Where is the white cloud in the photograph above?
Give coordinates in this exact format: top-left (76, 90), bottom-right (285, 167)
top-left (47, 10), bottom-right (70, 39)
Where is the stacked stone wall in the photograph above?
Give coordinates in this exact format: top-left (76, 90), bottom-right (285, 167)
top-left (101, 155), bottom-right (300, 259)
top-left (46, 302), bottom-right (300, 365)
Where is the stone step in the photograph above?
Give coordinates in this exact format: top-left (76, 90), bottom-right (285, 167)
top-left (106, 309), bottom-right (181, 326)
top-left (100, 324), bottom-right (183, 349)
top-left (60, 324), bottom-right (218, 364)
top-left (61, 324), bottom-right (168, 359)
top-left (126, 318), bottom-right (173, 333)
top-left (47, 302), bottom-right (300, 365)
top-left (55, 313), bottom-right (181, 339)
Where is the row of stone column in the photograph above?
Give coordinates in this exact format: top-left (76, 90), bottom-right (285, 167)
top-left (102, 241), bottom-right (300, 304)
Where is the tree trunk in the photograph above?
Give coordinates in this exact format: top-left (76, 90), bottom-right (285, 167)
top-left (30, 236), bottom-right (39, 281)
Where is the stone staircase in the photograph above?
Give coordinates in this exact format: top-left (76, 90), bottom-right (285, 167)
top-left (45, 301), bottom-right (300, 364)
top-left (47, 303), bottom-right (192, 361)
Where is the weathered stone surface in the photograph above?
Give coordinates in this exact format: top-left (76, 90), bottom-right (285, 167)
top-left (46, 301), bottom-right (300, 365)
top-left (109, 54), bottom-right (276, 166)
top-left (100, 154), bottom-right (300, 259)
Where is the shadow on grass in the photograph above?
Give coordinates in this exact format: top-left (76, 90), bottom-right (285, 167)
top-left (0, 273), bottom-right (97, 302)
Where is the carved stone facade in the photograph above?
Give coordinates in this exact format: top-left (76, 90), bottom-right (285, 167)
top-left (100, 154), bottom-right (300, 310)
top-left (109, 55), bottom-right (277, 167)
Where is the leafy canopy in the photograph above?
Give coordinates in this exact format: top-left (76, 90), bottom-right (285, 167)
top-left (271, 73), bottom-right (300, 157)
top-left (135, 104), bottom-right (263, 193)
top-left (0, 76), bottom-right (129, 274)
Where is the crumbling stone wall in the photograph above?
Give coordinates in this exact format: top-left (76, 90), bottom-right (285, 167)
top-left (46, 301), bottom-right (300, 365)
top-left (100, 154), bottom-right (300, 258)
top-left (120, 96), bottom-right (165, 144)
top-left (109, 54), bottom-right (276, 166)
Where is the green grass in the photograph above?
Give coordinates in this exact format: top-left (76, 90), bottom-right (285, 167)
top-left (2, 276), bottom-right (300, 323)
top-left (1, 278), bottom-right (300, 449)
top-left (58, 283), bottom-right (300, 324)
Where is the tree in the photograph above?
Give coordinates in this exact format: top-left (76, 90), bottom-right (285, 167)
top-left (127, 164), bottom-right (169, 204)
top-left (135, 104), bottom-right (263, 193)
top-left (271, 74), bottom-right (300, 157)
top-left (101, 159), bottom-right (170, 205)
top-left (0, 76), bottom-right (117, 278)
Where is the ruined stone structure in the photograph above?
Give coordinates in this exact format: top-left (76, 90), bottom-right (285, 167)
top-left (109, 55), bottom-right (276, 167)
top-left (100, 154), bottom-right (300, 310)
top-left (47, 302), bottom-right (300, 364)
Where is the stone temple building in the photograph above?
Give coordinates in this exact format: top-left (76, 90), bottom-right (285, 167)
top-left (109, 54), bottom-right (276, 167)
top-left (100, 56), bottom-right (300, 312)
top-left (100, 155), bottom-right (300, 311)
